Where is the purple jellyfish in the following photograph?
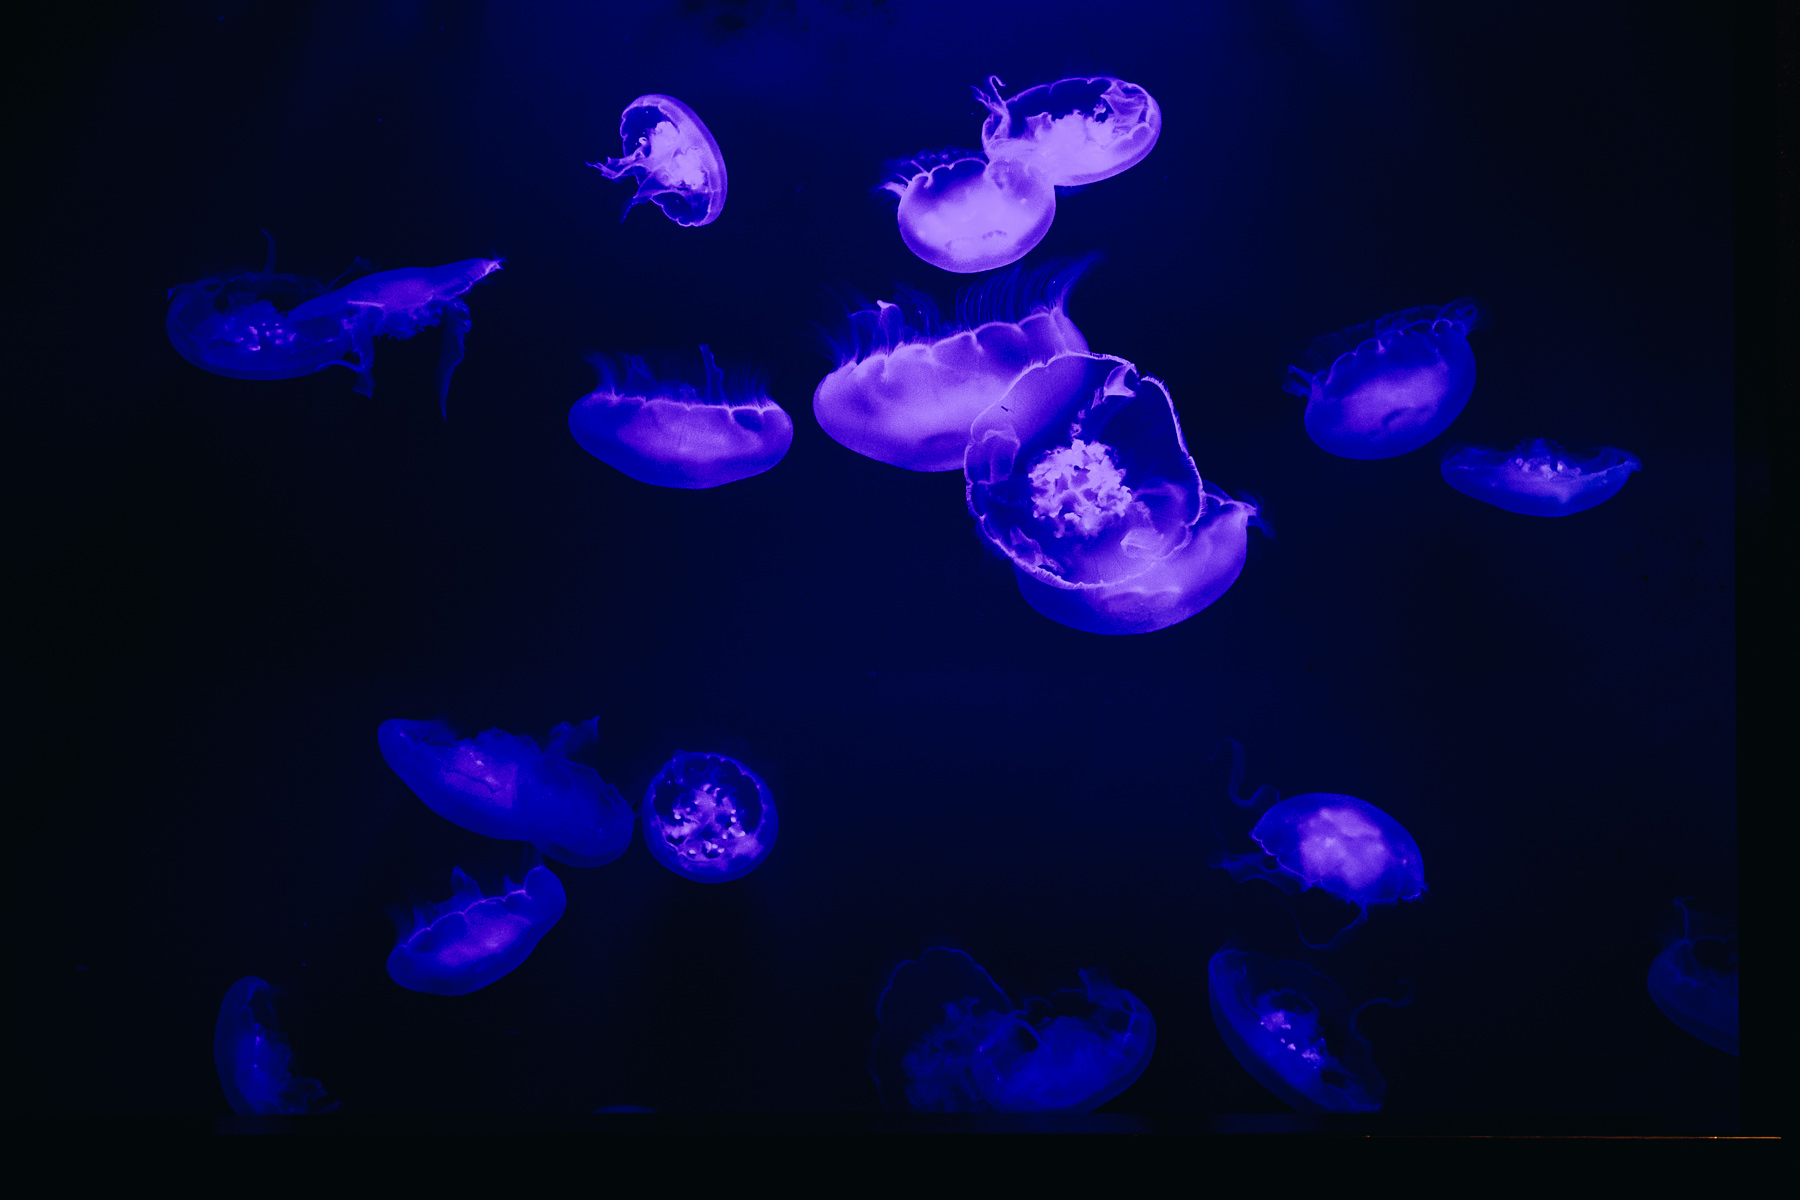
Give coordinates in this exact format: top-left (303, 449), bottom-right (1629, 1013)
top-left (1647, 901), bottom-right (1738, 1056)
top-left (213, 976), bottom-right (339, 1115)
top-left (973, 75), bottom-right (1162, 187)
top-left (813, 257), bottom-right (1094, 472)
top-left (642, 751), bottom-right (778, 883)
top-left (387, 863), bottom-right (566, 996)
top-left (1284, 300), bottom-right (1480, 459)
top-left (1442, 438), bottom-right (1641, 516)
top-left (880, 149), bottom-right (1056, 274)
top-left (569, 345), bottom-right (792, 489)
top-left (590, 94), bottom-right (728, 227)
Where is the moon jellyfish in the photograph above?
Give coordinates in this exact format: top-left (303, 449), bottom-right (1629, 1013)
top-left (213, 976), bottom-right (339, 1115)
top-left (590, 94), bottom-right (727, 227)
top-left (1442, 438), bottom-right (1641, 516)
top-left (1219, 793), bottom-right (1426, 947)
top-left (568, 345), bottom-right (792, 489)
top-left (880, 149), bottom-right (1056, 274)
top-left (871, 948), bottom-right (1156, 1113)
top-left (973, 75), bottom-right (1161, 187)
top-left (1284, 300), bottom-right (1480, 459)
top-left (387, 863), bottom-right (566, 996)
top-left (1647, 901), bottom-right (1739, 1056)
top-left (1209, 948), bottom-right (1404, 1113)
top-left (813, 257), bottom-right (1093, 472)
top-left (378, 717), bottom-right (633, 868)
top-left (642, 751), bottom-right (778, 882)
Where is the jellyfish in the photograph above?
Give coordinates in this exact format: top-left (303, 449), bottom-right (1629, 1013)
top-left (1208, 948), bottom-right (1398, 1113)
top-left (973, 75), bottom-right (1162, 187)
top-left (1442, 438), bottom-right (1641, 516)
top-left (1219, 793), bottom-right (1426, 947)
top-left (568, 346), bottom-right (792, 489)
top-left (1647, 901), bottom-right (1738, 1056)
top-left (641, 751), bottom-right (778, 882)
top-left (387, 863), bottom-right (566, 996)
top-left (1284, 300), bottom-right (1480, 459)
top-left (589, 94), bottom-right (727, 227)
top-left (213, 976), bottom-right (339, 1115)
top-left (871, 948), bottom-right (1155, 1113)
top-left (813, 257), bottom-right (1093, 472)
top-left (880, 149), bottom-right (1056, 274)
top-left (378, 717), bottom-right (633, 868)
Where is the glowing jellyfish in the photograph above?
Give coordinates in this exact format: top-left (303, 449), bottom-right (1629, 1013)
top-left (387, 864), bottom-right (566, 996)
top-left (1284, 300), bottom-right (1480, 459)
top-left (569, 345), bottom-right (792, 489)
top-left (1442, 438), bottom-right (1641, 516)
top-left (813, 258), bottom-right (1093, 472)
top-left (378, 717), bottom-right (633, 869)
top-left (213, 976), bottom-right (339, 1115)
top-left (1220, 793), bottom-right (1426, 947)
top-left (880, 149), bottom-right (1056, 274)
top-left (641, 751), bottom-right (778, 882)
top-left (590, 94), bottom-right (727, 227)
top-left (1647, 901), bottom-right (1738, 1056)
top-left (973, 75), bottom-right (1161, 187)
top-left (1208, 947), bottom-right (1399, 1113)
top-left (871, 947), bottom-right (1156, 1113)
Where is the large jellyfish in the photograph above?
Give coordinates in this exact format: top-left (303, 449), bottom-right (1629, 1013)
top-left (871, 948), bottom-right (1156, 1113)
top-left (1219, 793), bottom-right (1426, 947)
top-left (590, 94), bottom-right (728, 227)
top-left (1208, 948), bottom-right (1402, 1113)
top-left (973, 75), bottom-right (1162, 187)
top-left (813, 257), bottom-right (1094, 472)
top-left (1442, 438), bottom-right (1641, 516)
top-left (569, 345), bottom-right (792, 489)
top-left (880, 149), bottom-right (1056, 274)
top-left (1284, 300), bottom-right (1480, 459)
top-left (213, 976), bottom-right (339, 1115)
top-left (641, 751), bottom-right (778, 882)
top-left (1647, 901), bottom-right (1739, 1056)
top-left (387, 863), bottom-right (566, 996)
top-left (167, 243), bottom-right (501, 417)
top-left (378, 717), bottom-right (633, 868)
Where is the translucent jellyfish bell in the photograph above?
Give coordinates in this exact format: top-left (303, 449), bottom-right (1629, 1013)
top-left (973, 74), bottom-right (1162, 187)
top-left (387, 863), bottom-right (566, 996)
top-left (213, 976), bottom-right (339, 1115)
top-left (1285, 300), bottom-right (1480, 459)
top-left (641, 751), bottom-right (778, 882)
top-left (1442, 438), bottom-right (1641, 516)
top-left (590, 94), bottom-right (728, 227)
top-left (1647, 901), bottom-right (1739, 1056)
top-left (569, 345), bottom-right (793, 489)
top-left (813, 257), bottom-right (1094, 472)
top-left (880, 149), bottom-right (1056, 274)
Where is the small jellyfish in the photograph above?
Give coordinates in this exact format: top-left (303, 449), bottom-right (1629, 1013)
top-left (213, 976), bottom-right (339, 1115)
top-left (966, 353), bottom-right (1204, 590)
top-left (642, 751), bottom-right (778, 882)
top-left (1284, 300), bottom-right (1480, 459)
top-left (1647, 901), bottom-right (1739, 1056)
top-left (590, 94), bottom-right (728, 227)
top-left (871, 948), bottom-right (1155, 1113)
top-left (813, 257), bottom-right (1093, 472)
top-left (568, 345), bottom-right (793, 489)
top-left (387, 863), bottom-right (566, 996)
top-left (1442, 438), bottom-right (1641, 516)
top-left (1219, 793), bottom-right (1426, 946)
top-left (973, 75), bottom-right (1162, 187)
top-left (378, 717), bottom-right (633, 868)
top-left (1208, 947), bottom-right (1399, 1113)
top-left (880, 148), bottom-right (1056, 274)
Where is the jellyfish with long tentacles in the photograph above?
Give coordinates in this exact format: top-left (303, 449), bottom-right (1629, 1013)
top-left (973, 75), bottom-right (1162, 187)
top-left (213, 977), bottom-right (339, 1115)
top-left (880, 149), bottom-right (1056, 274)
top-left (1647, 900), bottom-right (1738, 1056)
top-left (641, 752), bottom-right (779, 882)
top-left (1442, 439), bottom-right (1641, 516)
top-left (590, 94), bottom-right (728, 227)
top-left (387, 863), bottom-right (566, 996)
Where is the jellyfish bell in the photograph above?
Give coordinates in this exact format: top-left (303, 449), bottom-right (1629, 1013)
top-left (974, 74), bottom-right (1162, 187)
top-left (213, 976), bottom-right (339, 1115)
top-left (1285, 300), bottom-right (1480, 459)
top-left (880, 148), bottom-right (1056, 274)
top-left (641, 751), bottom-right (778, 883)
top-left (387, 863), bottom-right (567, 996)
top-left (569, 345), bottom-right (793, 489)
top-left (1647, 901), bottom-right (1739, 1056)
top-left (873, 947), bottom-right (1014, 1112)
top-left (1442, 438), bottom-right (1641, 516)
top-left (590, 93), bottom-right (728, 227)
